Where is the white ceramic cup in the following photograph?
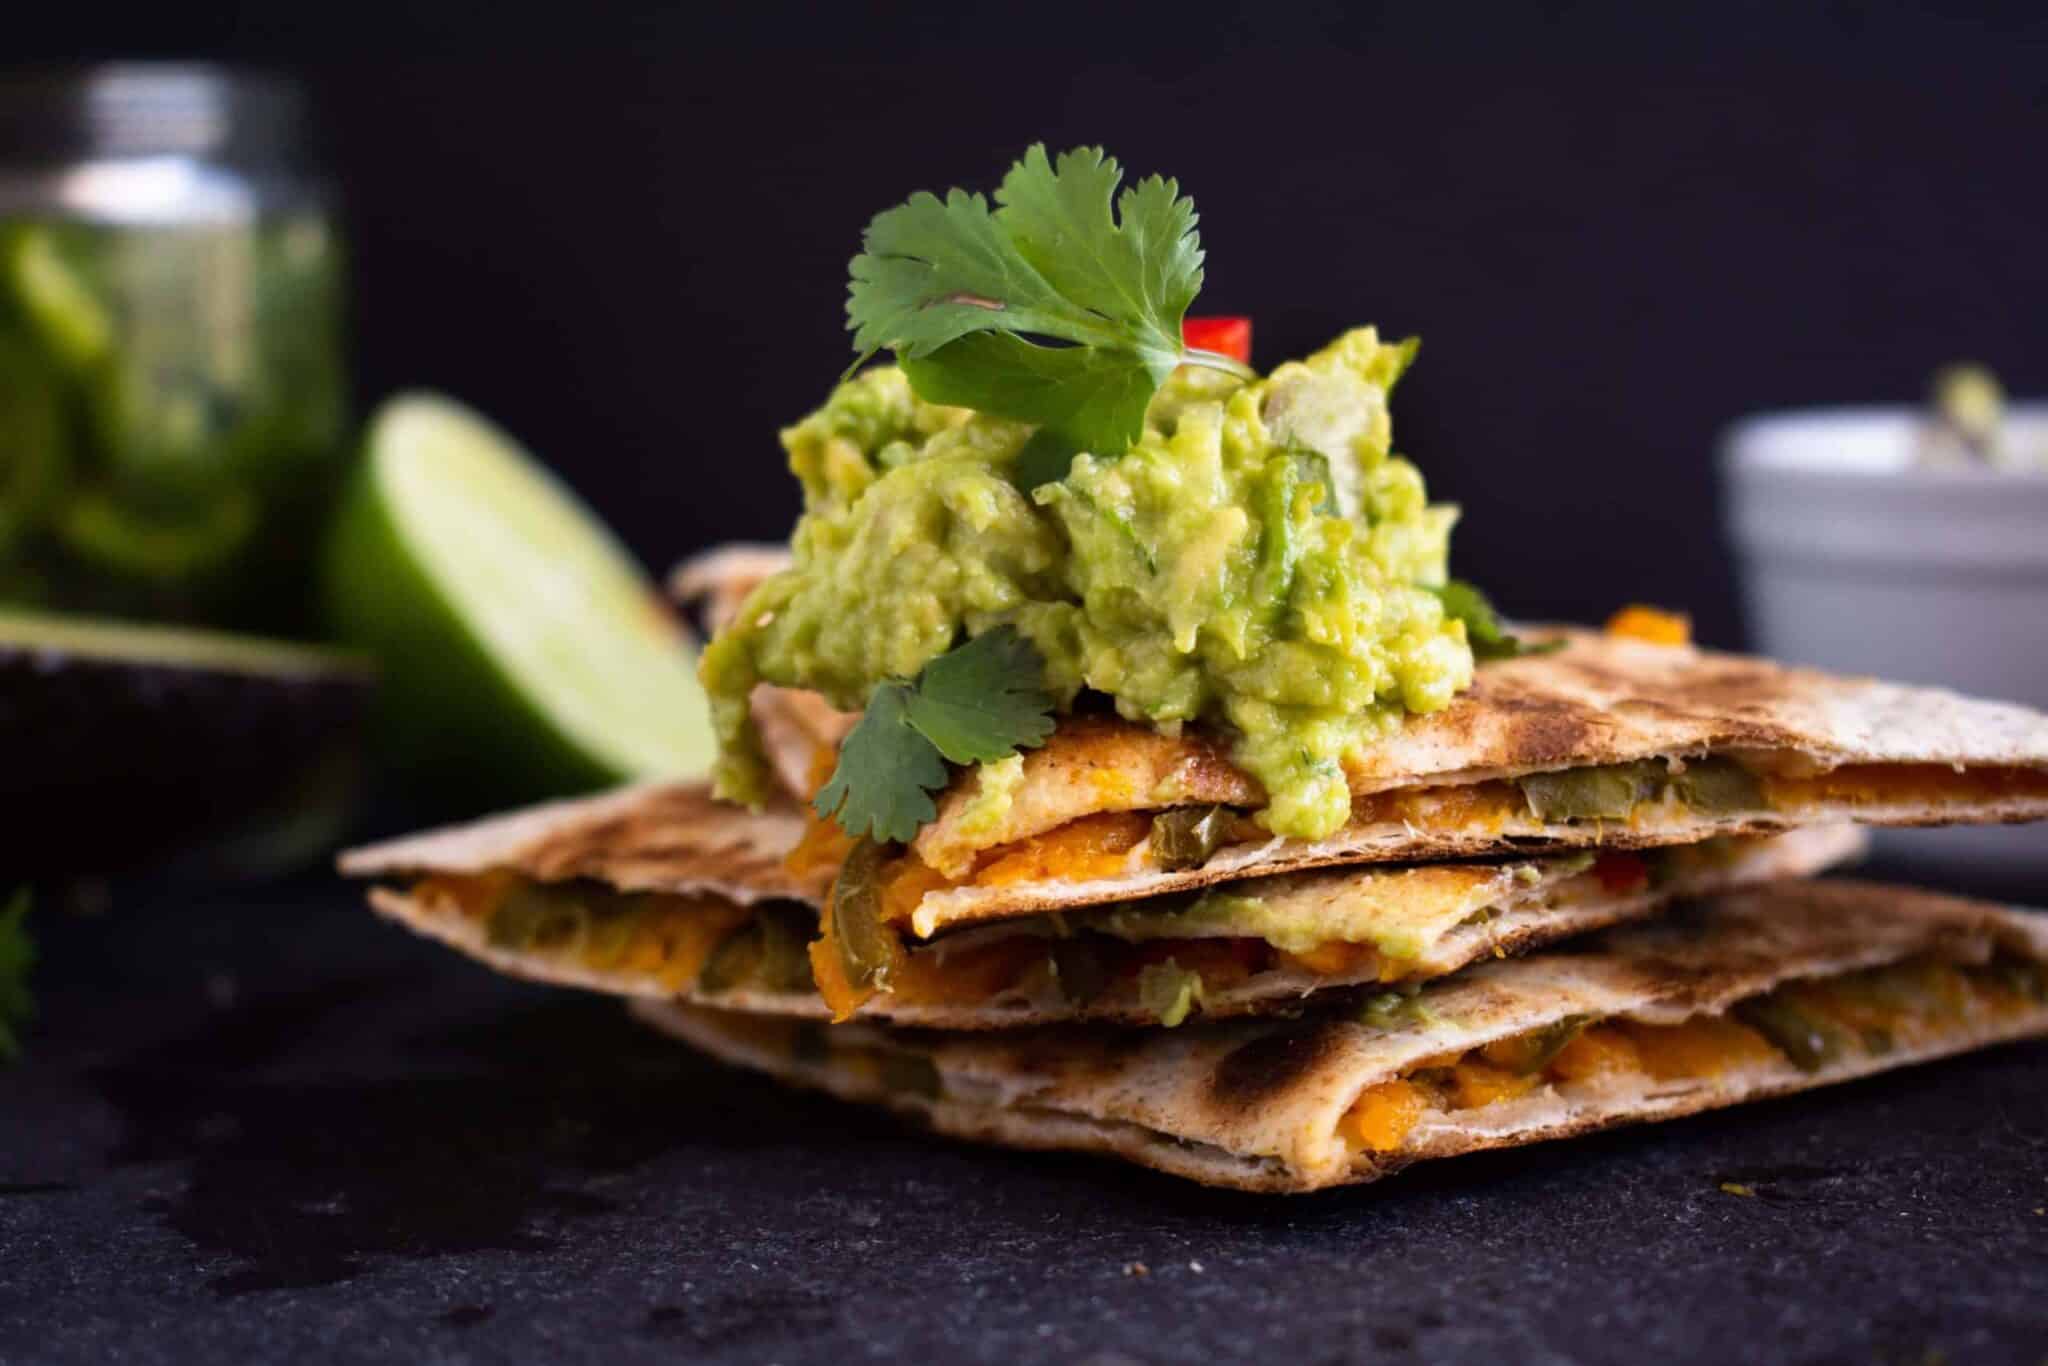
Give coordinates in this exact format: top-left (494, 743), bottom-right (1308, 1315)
top-left (1721, 403), bottom-right (2048, 877)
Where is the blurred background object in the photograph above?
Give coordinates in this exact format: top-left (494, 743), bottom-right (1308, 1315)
top-left (1723, 394), bottom-right (2048, 878)
top-left (3, 2), bottom-right (2043, 866)
top-left (4, 6), bottom-right (2040, 643)
top-left (0, 64), bottom-right (347, 634)
top-left (0, 609), bottom-right (371, 877)
top-left (324, 393), bottom-right (715, 808)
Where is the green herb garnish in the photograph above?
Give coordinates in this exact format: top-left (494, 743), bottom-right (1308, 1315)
top-left (847, 145), bottom-right (1254, 486)
top-left (814, 626), bottom-right (1057, 842)
top-left (0, 890), bottom-right (34, 1064)
top-left (1432, 579), bottom-right (1562, 662)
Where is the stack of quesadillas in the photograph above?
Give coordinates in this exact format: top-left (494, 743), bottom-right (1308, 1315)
top-left (342, 553), bottom-right (2048, 1193)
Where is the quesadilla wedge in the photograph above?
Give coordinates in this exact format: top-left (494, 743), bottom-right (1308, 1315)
top-left (350, 809), bottom-right (1860, 1027)
top-left (798, 630), bottom-right (2048, 963)
top-left (635, 879), bottom-right (2048, 1192)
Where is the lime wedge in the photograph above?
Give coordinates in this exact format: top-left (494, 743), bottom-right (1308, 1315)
top-left (325, 394), bottom-right (715, 800)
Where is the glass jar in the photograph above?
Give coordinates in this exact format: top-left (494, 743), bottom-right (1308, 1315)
top-left (0, 65), bottom-right (348, 634)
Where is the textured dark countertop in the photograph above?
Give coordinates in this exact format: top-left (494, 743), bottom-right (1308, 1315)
top-left (4, 868), bottom-right (2047, 1364)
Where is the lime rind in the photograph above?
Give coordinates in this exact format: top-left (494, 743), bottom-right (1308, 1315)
top-left (326, 394), bottom-right (715, 798)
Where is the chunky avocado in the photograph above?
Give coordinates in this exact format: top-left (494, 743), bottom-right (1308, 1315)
top-left (0, 609), bottom-right (371, 876)
top-left (702, 330), bottom-right (1475, 840)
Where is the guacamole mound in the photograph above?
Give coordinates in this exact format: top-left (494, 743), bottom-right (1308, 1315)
top-left (701, 328), bottom-right (1475, 840)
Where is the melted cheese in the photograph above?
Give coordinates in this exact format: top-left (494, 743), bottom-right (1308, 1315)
top-left (1615, 1016), bottom-right (1778, 1080)
top-left (1336, 950), bottom-right (2042, 1159)
top-left (1763, 763), bottom-right (2048, 812)
top-left (1340, 1080), bottom-right (1430, 1153)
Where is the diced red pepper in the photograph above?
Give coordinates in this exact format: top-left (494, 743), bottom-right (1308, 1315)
top-left (1592, 852), bottom-right (1650, 895)
top-left (1182, 316), bottom-right (1252, 365)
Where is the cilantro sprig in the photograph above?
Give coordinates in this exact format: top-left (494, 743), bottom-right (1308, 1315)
top-left (0, 890), bottom-right (34, 1064)
top-left (814, 627), bottom-right (1056, 843)
top-left (1433, 580), bottom-right (1563, 662)
top-left (847, 145), bottom-right (1254, 484)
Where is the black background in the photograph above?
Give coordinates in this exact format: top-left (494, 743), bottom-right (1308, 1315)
top-left (7, 14), bottom-right (2048, 1359)
top-left (15, 1), bottom-right (2048, 645)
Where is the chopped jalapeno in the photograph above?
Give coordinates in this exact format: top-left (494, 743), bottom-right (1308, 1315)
top-left (1482, 1015), bottom-right (1591, 1074)
top-left (1518, 761), bottom-right (1666, 822)
top-left (695, 921), bottom-right (759, 994)
top-left (754, 905), bottom-right (821, 993)
top-left (1358, 981), bottom-right (1437, 1029)
top-left (580, 909), bottom-right (642, 970)
top-left (484, 883), bottom-right (589, 951)
top-left (1670, 758), bottom-right (1764, 813)
top-left (1150, 805), bottom-right (1232, 870)
top-left (832, 837), bottom-right (903, 992)
top-left (699, 908), bottom-right (816, 994)
top-left (1732, 995), bottom-right (1853, 1073)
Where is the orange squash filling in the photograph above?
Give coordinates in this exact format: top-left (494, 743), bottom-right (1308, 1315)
top-left (966, 811), bottom-right (1155, 891)
top-left (1605, 604), bottom-right (1693, 645)
top-left (1763, 763), bottom-right (2048, 812)
top-left (413, 873), bottom-right (754, 990)
top-left (1340, 1080), bottom-right (1431, 1152)
top-left (1338, 951), bottom-right (2045, 1156)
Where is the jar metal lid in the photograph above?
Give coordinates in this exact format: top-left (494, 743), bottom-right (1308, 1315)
top-left (0, 64), bottom-right (308, 167)
top-left (0, 65), bottom-right (320, 223)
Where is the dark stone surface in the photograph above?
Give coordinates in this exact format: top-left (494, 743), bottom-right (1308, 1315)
top-left (3, 874), bottom-right (2047, 1364)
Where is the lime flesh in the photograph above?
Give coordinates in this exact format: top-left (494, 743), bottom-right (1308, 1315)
top-left (325, 394), bottom-right (715, 800)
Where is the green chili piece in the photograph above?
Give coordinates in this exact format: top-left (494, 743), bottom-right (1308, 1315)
top-left (1732, 995), bottom-right (1853, 1073)
top-left (1150, 805), bottom-right (1232, 871)
top-left (1670, 758), bottom-right (1764, 813)
top-left (832, 837), bottom-right (900, 992)
top-left (1518, 761), bottom-right (1666, 822)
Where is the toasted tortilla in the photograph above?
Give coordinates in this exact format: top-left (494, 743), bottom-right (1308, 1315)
top-left (340, 630), bottom-right (2048, 942)
top-left (360, 825), bottom-right (1862, 1029)
top-left (635, 879), bottom-right (2048, 1192)
top-left (888, 631), bottom-right (2048, 931)
top-left (339, 782), bottom-right (816, 905)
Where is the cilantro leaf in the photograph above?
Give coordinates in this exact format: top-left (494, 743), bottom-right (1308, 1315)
top-left (847, 186), bottom-right (1112, 364)
top-left (993, 145), bottom-right (1199, 363)
top-left (847, 145), bottom-right (1247, 462)
top-left (901, 330), bottom-right (1176, 462)
top-left (813, 627), bottom-right (1057, 842)
top-left (1433, 579), bottom-right (1563, 662)
top-left (903, 626), bottom-right (1057, 763)
top-left (1011, 427), bottom-right (1083, 493)
top-left (0, 890), bottom-right (34, 1064)
top-left (814, 682), bottom-right (947, 845)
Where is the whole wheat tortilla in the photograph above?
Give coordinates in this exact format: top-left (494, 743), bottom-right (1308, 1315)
top-left (899, 631), bottom-right (2048, 931)
top-left (339, 782), bottom-right (816, 905)
top-left (362, 825), bottom-right (1863, 1029)
top-left (340, 630), bottom-right (2048, 934)
top-left (921, 630), bottom-right (2048, 859)
top-left (635, 879), bottom-right (2048, 1192)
